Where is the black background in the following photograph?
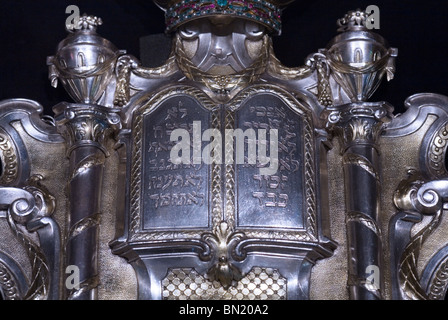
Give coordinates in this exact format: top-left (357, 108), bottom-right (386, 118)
top-left (0, 0), bottom-right (447, 116)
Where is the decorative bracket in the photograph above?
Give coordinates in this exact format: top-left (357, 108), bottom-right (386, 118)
top-left (391, 172), bottom-right (448, 299)
top-left (0, 175), bottom-right (61, 300)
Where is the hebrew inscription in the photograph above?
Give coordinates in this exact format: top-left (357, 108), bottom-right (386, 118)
top-left (142, 96), bottom-right (210, 230)
top-left (235, 94), bottom-right (305, 229)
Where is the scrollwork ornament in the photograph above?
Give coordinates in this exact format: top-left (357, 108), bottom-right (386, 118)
top-left (0, 175), bottom-right (61, 300)
top-left (5, 186), bottom-right (49, 299)
top-left (0, 262), bottom-right (21, 300)
top-left (113, 52), bottom-right (180, 107)
top-left (395, 176), bottom-right (448, 215)
top-left (427, 257), bottom-right (448, 300)
top-left (393, 173), bottom-right (448, 299)
top-left (0, 131), bottom-right (18, 185)
top-left (398, 208), bottom-right (443, 300)
top-left (426, 121), bottom-right (448, 178)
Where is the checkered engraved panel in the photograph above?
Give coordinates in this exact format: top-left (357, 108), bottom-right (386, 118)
top-left (162, 267), bottom-right (287, 300)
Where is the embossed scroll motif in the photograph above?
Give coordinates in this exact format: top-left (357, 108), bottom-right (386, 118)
top-left (0, 132), bottom-right (18, 185)
top-left (0, 261), bottom-right (22, 300)
top-left (427, 256), bottom-right (448, 300)
top-left (427, 121), bottom-right (448, 178)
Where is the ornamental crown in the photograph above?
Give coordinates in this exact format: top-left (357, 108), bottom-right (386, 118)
top-left (154, 0), bottom-right (294, 34)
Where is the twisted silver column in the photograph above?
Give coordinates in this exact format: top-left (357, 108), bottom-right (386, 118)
top-left (55, 103), bottom-right (120, 300)
top-left (328, 102), bottom-right (392, 300)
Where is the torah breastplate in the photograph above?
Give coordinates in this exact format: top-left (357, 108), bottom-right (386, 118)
top-left (110, 84), bottom-right (336, 300)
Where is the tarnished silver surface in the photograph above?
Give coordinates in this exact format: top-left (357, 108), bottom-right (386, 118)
top-left (0, 3), bottom-right (448, 301)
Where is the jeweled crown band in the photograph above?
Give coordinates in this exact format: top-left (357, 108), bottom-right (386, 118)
top-left (165, 0), bottom-right (282, 34)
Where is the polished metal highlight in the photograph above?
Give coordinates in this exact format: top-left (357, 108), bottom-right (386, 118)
top-left (0, 4), bottom-right (448, 301)
top-left (327, 101), bottom-right (393, 299)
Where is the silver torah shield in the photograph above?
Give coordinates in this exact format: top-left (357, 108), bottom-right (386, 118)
top-left (110, 84), bottom-right (336, 300)
top-left (1, 3), bottom-right (448, 302)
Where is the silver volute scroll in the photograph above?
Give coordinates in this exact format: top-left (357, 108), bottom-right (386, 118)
top-left (395, 176), bottom-right (448, 215)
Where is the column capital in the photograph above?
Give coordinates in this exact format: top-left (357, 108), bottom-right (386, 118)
top-left (326, 101), bottom-right (394, 149)
top-left (53, 102), bottom-right (121, 157)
